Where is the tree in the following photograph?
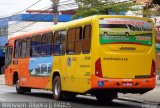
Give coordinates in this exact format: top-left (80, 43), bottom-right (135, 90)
top-left (141, 0), bottom-right (160, 17)
top-left (73, 0), bottom-right (139, 19)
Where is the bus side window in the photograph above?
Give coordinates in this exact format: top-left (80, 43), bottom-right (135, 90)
top-left (67, 28), bottom-right (75, 54)
top-left (53, 31), bottom-right (61, 55)
top-left (82, 25), bottom-right (92, 53)
top-left (67, 27), bottom-right (82, 54)
top-left (53, 30), bottom-right (67, 55)
top-left (5, 46), bottom-right (12, 66)
top-left (14, 39), bottom-right (21, 59)
top-left (26, 37), bottom-right (31, 57)
top-left (31, 35), bottom-right (41, 57)
top-left (41, 32), bottom-right (53, 56)
top-left (75, 27), bottom-right (82, 54)
top-left (60, 30), bottom-right (67, 54)
top-left (21, 38), bottom-right (27, 58)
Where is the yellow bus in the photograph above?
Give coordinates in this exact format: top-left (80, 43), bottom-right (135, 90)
top-left (3, 15), bottom-right (155, 103)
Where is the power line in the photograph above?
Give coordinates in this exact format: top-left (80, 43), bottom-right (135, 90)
top-left (8, 14), bottom-right (52, 36)
top-left (0, 0), bottom-right (43, 18)
top-left (2, 0), bottom-right (134, 36)
top-left (8, 5), bottom-right (52, 27)
top-left (0, 6), bottom-right (52, 36)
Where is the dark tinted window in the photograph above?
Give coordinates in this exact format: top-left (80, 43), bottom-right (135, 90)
top-left (41, 32), bottom-right (53, 56)
top-left (14, 39), bottom-right (21, 59)
top-left (31, 35), bottom-right (41, 57)
top-left (53, 30), bottom-right (67, 55)
top-left (21, 38), bottom-right (27, 58)
top-left (5, 46), bottom-right (12, 65)
top-left (26, 37), bottom-right (31, 57)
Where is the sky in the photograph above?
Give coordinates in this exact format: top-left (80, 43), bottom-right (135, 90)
top-left (0, 0), bottom-right (76, 17)
top-left (0, 0), bottom-right (51, 17)
top-left (0, 0), bottom-right (130, 18)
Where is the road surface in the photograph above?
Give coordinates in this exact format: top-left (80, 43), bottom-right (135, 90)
top-left (0, 85), bottom-right (158, 108)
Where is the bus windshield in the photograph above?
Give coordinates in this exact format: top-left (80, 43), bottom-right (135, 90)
top-left (99, 18), bottom-right (153, 46)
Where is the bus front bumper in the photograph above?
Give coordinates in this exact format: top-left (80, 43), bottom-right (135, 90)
top-left (91, 75), bottom-right (155, 89)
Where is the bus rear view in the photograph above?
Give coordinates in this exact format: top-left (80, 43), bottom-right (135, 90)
top-left (91, 16), bottom-right (155, 100)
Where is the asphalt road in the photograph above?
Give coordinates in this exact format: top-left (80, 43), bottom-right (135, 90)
top-left (0, 85), bottom-right (156, 108)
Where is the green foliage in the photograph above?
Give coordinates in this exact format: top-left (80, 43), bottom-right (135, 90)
top-left (142, 5), bottom-right (160, 17)
top-left (73, 0), bottom-right (139, 19)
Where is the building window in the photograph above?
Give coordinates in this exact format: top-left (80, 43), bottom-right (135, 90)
top-left (67, 27), bottom-right (82, 54)
top-left (14, 39), bottom-right (21, 59)
top-left (82, 25), bottom-right (92, 53)
top-left (41, 32), bottom-right (53, 56)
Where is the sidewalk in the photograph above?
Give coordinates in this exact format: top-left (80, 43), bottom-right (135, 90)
top-left (118, 86), bottom-right (160, 104)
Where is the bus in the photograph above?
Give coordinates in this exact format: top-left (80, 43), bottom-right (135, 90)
top-left (3, 15), bottom-right (155, 103)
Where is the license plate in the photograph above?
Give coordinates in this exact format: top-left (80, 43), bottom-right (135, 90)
top-left (122, 82), bottom-right (133, 86)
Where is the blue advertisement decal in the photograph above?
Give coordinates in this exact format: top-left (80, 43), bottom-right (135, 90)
top-left (29, 56), bottom-right (53, 76)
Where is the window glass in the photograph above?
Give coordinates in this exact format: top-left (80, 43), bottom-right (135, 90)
top-left (67, 27), bottom-right (82, 54)
top-left (53, 31), bottom-right (60, 55)
top-left (41, 32), bottom-right (53, 56)
top-left (14, 39), bottom-right (21, 59)
top-left (31, 35), bottom-right (41, 57)
top-left (53, 30), bottom-right (67, 55)
top-left (67, 28), bottom-right (76, 54)
top-left (26, 37), bottom-right (31, 57)
top-left (21, 38), bottom-right (27, 58)
top-left (82, 25), bottom-right (92, 53)
top-left (5, 46), bottom-right (12, 66)
top-left (75, 28), bottom-right (82, 54)
top-left (60, 30), bottom-right (67, 54)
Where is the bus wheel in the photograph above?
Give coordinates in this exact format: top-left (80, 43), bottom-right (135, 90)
top-left (16, 80), bottom-right (24, 94)
top-left (53, 76), bottom-right (63, 100)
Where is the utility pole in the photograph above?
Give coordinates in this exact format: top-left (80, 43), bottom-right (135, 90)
top-left (52, 0), bottom-right (59, 25)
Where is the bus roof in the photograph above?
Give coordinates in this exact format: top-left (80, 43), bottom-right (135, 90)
top-left (8, 27), bottom-right (52, 41)
top-left (8, 15), bottom-right (153, 42)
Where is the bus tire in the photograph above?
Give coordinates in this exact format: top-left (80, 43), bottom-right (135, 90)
top-left (16, 80), bottom-right (25, 94)
top-left (53, 76), bottom-right (63, 100)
